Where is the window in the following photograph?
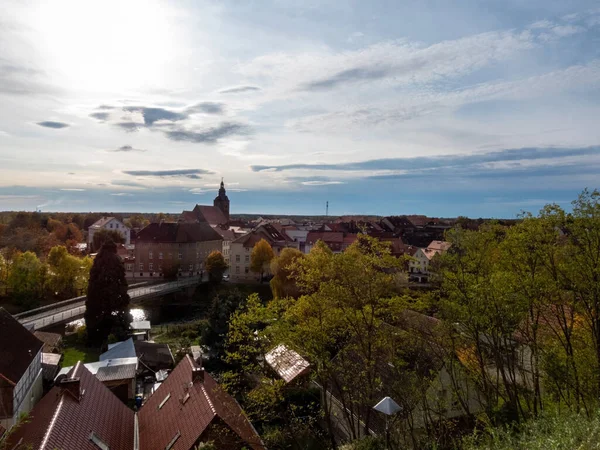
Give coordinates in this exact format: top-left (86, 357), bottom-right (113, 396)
top-left (236, 266), bottom-right (240, 273)
top-left (149, 251), bottom-right (153, 259)
top-left (245, 255), bottom-right (249, 263)
top-left (139, 263), bottom-right (143, 271)
top-left (158, 264), bottom-right (162, 271)
top-left (245, 267), bottom-right (249, 274)
top-left (126, 263), bottom-right (133, 271)
top-left (178, 252), bottom-right (182, 260)
top-left (149, 263), bottom-right (153, 271)
top-left (158, 392), bottom-right (171, 409)
top-left (189, 264), bottom-right (193, 271)
top-left (235, 255), bottom-right (240, 263)
top-left (110, 223), bottom-right (113, 228)
top-left (159, 252), bottom-right (163, 259)
top-left (89, 431), bottom-right (110, 450)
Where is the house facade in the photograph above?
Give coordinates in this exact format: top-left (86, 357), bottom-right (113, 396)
top-left (230, 224), bottom-right (298, 281)
top-left (0, 308), bottom-right (44, 431)
top-left (88, 216), bottom-right (131, 246)
top-left (134, 222), bottom-right (223, 278)
top-left (409, 240), bottom-right (451, 283)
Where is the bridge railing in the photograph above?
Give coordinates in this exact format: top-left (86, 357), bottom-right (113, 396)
top-left (17, 276), bottom-right (202, 328)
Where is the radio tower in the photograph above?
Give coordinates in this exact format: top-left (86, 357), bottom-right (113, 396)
top-left (326, 201), bottom-right (329, 217)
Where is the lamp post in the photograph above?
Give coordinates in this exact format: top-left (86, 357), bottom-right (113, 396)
top-left (373, 396), bottom-right (401, 450)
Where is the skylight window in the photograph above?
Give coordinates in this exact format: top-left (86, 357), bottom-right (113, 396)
top-left (90, 431), bottom-right (110, 450)
top-left (158, 392), bottom-right (171, 409)
top-left (165, 431), bottom-right (181, 450)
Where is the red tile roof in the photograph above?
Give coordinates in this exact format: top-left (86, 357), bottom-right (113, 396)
top-left (194, 205), bottom-right (228, 226)
top-left (6, 362), bottom-right (135, 450)
top-left (306, 231), bottom-right (344, 244)
top-left (427, 240), bottom-right (451, 252)
top-left (138, 355), bottom-right (264, 450)
top-left (137, 222), bottom-right (223, 244)
top-left (0, 308), bottom-right (43, 385)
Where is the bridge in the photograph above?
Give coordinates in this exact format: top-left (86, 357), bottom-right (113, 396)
top-left (14, 277), bottom-right (202, 331)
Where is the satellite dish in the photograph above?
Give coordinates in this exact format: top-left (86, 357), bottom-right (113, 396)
top-left (373, 396), bottom-right (401, 416)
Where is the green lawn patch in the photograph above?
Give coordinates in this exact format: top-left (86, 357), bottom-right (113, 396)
top-left (61, 335), bottom-right (101, 367)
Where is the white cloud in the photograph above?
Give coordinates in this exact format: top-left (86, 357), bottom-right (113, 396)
top-left (301, 180), bottom-right (345, 186)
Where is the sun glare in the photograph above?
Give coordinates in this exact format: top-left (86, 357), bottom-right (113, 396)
top-left (31, 0), bottom-right (177, 93)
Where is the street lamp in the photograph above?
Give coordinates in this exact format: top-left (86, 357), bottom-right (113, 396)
top-left (373, 396), bottom-right (401, 450)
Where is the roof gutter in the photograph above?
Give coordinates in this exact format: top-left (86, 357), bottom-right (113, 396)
top-left (133, 412), bottom-right (139, 450)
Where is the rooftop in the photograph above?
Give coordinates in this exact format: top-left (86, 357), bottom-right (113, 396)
top-left (0, 307), bottom-right (43, 385)
top-left (265, 344), bottom-right (310, 383)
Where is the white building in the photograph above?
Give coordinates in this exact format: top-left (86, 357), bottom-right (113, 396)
top-left (88, 216), bottom-right (131, 247)
top-left (0, 308), bottom-right (44, 431)
top-left (408, 240), bottom-right (451, 283)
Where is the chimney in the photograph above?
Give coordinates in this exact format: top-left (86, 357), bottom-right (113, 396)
top-left (192, 367), bottom-right (205, 384)
top-left (60, 377), bottom-right (82, 401)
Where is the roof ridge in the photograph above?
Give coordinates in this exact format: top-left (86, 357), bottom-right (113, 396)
top-left (200, 384), bottom-right (216, 414)
top-left (40, 395), bottom-right (64, 450)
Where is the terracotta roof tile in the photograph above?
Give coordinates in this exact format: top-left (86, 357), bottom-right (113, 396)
top-left (138, 355), bottom-right (264, 450)
top-left (6, 362), bottom-right (135, 450)
top-left (137, 222), bottom-right (223, 243)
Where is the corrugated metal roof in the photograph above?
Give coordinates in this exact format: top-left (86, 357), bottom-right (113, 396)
top-left (100, 338), bottom-right (136, 361)
top-left (96, 363), bottom-right (137, 382)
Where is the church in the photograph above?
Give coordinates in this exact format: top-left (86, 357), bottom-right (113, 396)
top-left (180, 180), bottom-right (230, 226)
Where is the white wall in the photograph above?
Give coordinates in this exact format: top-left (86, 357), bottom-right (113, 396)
top-left (88, 218), bottom-right (130, 246)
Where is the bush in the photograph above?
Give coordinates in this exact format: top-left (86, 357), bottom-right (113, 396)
top-left (76, 325), bottom-right (87, 345)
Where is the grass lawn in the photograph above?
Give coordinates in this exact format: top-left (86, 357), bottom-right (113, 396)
top-left (61, 335), bottom-right (101, 367)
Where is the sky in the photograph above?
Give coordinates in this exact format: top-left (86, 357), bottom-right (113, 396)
top-left (1, 0), bottom-right (600, 218)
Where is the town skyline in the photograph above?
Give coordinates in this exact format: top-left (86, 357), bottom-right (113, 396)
top-left (1, 0), bottom-right (600, 217)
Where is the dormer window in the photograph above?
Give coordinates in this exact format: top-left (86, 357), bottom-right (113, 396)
top-left (89, 431), bottom-right (110, 450)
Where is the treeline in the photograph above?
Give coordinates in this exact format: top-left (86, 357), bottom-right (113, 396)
top-left (207, 189), bottom-right (600, 449)
top-left (0, 246), bottom-right (93, 310)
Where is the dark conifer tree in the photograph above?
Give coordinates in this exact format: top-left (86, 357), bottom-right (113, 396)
top-left (85, 241), bottom-right (131, 346)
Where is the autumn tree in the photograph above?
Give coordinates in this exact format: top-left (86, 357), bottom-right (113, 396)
top-left (269, 247), bottom-right (304, 299)
top-left (92, 228), bottom-right (125, 251)
top-left (85, 241), bottom-right (131, 346)
top-left (46, 245), bottom-right (92, 298)
top-left (7, 251), bottom-right (47, 304)
top-left (250, 239), bottom-right (275, 281)
top-left (205, 250), bottom-right (228, 284)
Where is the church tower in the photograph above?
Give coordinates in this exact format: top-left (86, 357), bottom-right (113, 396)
top-left (213, 178), bottom-right (230, 222)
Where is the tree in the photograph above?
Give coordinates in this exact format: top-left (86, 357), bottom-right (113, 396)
top-left (250, 239), bottom-right (275, 281)
top-left (269, 247), bottom-right (304, 299)
top-left (85, 241), bottom-right (131, 347)
top-left (205, 251), bottom-right (228, 284)
top-left (46, 245), bottom-right (92, 298)
top-left (92, 228), bottom-right (125, 251)
top-left (7, 251), bottom-right (47, 304)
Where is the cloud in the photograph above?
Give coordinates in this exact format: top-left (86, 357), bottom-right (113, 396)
top-left (109, 145), bottom-right (146, 152)
top-left (186, 102), bottom-right (225, 114)
top-left (89, 112), bottom-right (110, 121)
top-left (302, 66), bottom-right (392, 91)
top-left (0, 194), bottom-right (40, 199)
top-left (0, 58), bottom-right (56, 96)
top-left (165, 122), bottom-right (249, 144)
top-left (36, 121), bottom-right (69, 129)
top-left (122, 169), bottom-right (214, 178)
top-left (301, 180), bottom-right (345, 186)
top-left (110, 192), bottom-right (134, 196)
top-left (111, 180), bottom-right (146, 188)
top-left (97, 105), bottom-right (115, 110)
top-left (115, 122), bottom-right (144, 132)
top-left (123, 106), bottom-right (186, 126)
top-left (60, 188), bottom-right (85, 191)
top-left (251, 145), bottom-right (600, 174)
top-left (218, 85), bottom-right (261, 94)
